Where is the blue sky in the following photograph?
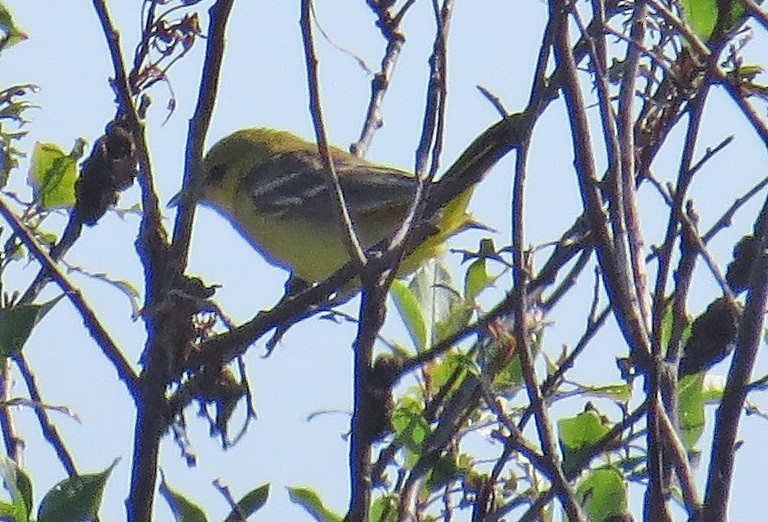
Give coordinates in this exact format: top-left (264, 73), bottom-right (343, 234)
top-left (3, 1), bottom-right (768, 520)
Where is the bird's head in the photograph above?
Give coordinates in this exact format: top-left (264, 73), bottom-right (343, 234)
top-left (171, 127), bottom-right (315, 210)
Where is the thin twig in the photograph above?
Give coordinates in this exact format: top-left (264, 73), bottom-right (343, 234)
top-left (171, 0), bottom-right (235, 262)
top-left (646, 0), bottom-right (711, 58)
top-left (512, 44), bottom-right (584, 522)
top-left (552, 0), bottom-right (651, 369)
top-left (737, 0), bottom-right (768, 31)
top-left (95, 0), bottom-right (236, 517)
top-left (701, 174), bottom-right (768, 243)
top-left (0, 198), bottom-right (137, 390)
top-left (0, 359), bottom-right (22, 463)
top-left (703, 197), bottom-right (768, 518)
top-left (503, 401), bottom-right (649, 522)
top-left (300, 0), bottom-right (366, 268)
top-left (713, 66), bottom-right (768, 147)
top-left (352, 2), bottom-right (410, 157)
top-left (16, 356), bottom-right (77, 476)
top-left (657, 404), bottom-right (702, 514)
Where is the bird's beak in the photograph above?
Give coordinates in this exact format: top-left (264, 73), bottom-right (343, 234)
top-left (168, 183), bottom-right (198, 208)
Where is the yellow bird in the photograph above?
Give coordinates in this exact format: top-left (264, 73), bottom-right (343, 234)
top-left (184, 116), bottom-right (524, 286)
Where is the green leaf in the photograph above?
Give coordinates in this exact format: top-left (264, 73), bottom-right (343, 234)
top-left (0, 295), bottom-right (64, 358)
top-left (158, 472), bottom-right (207, 522)
top-left (575, 465), bottom-right (629, 522)
top-left (223, 483), bottom-right (269, 521)
top-left (659, 298), bottom-right (693, 354)
top-left (679, 0), bottom-right (718, 39)
top-left (37, 458), bottom-right (118, 522)
top-left (392, 259), bottom-right (472, 352)
top-left (659, 299), bottom-right (674, 350)
top-left (0, 4), bottom-right (27, 49)
top-left (410, 260), bottom-right (462, 346)
top-left (427, 351), bottom-right (469, 390)
top-left (558, 409), bottom-right (611, 474)
top-left (66, 266), bottom-right (142, 319)
top-left (390, 279), bottom-right (426, 353)
top-left (0, 499), bottom-right (27, 522)
top-left (391, 396), bottom-right (430, 455)
top-left (370, 494), bottom-right (398, 522)
top-left (286, 487), bottom-right (343, 522)
top-left (478, 327), bottom-right (526, 393)
top-left (678, 373), bottom-right (706, 449)
top-left (679, 0), bottom-right (747, 40)
top-left (427, 454), bottom-right (461, 492)
top-left (464, 256), bottom-right (494, 300)
top-left (434, 298), bottom-right (474, 346)
top-left (734, 64), bottom-right (764, 80)
top-left (17, 476), bottom-right (32, 519)
top-left (0, 454), bottom-right (32, 521)
top-left (491, 352), bottom-right (524, 392)
top-left (29, 139), bottom-right (85, 210)
top-left (14, 463), bottom-right (32, 518)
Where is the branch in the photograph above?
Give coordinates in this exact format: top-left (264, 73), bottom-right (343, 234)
top-left (510, 19), bottom-right (583, 516)
top-left (300, 0), bottom-right (366, 269)
top-left (737, 0), bottom-right (768, 31)
top-left (551, 0), bottom-right (651, 369)
top-left (352, 2), bottom-right (410, 157)
top-left (347, 275), bottom-right (391, 520)
top-left (701, 174), bottom-right (768, 244)
top-left (714, 65), bottom-right (768, 147)
top-left (702, 196), bottom-right (768, 518)
top-left (118, 1), bottom-right (236, 518)
top-left (0, 360), bottom-right (21, 464)
top-left (91, 0), bottom-right (159, 242)
top-left (0, 198), bottom-right (137, 391)
top-left (172, 0), bottom-right (236, 263)
top-left (358, 1), bottom-right (455, 517)
top-left (507, 401), bottom-right (649, 522)
top-left (16, 356), bottom-right (77, 476)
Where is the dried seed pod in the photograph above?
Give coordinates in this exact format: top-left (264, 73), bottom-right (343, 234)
top-left (74, 121), bottom-right (138, 226)
top-left (725, 235), bottom-right (762, 295)
top-left (361, 354), bottom-right (402, 443)
top-left (679, 298), bottom-right (740, 378)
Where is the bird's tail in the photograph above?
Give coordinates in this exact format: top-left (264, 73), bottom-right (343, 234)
top-left (426, 113), bottom-right (528, 215)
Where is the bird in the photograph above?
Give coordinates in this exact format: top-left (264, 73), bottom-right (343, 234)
top-left (180, 116), bottom-right (524, 289)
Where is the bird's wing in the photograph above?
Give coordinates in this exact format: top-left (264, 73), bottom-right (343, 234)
top-left (243, 150), bottom-right (419, 220)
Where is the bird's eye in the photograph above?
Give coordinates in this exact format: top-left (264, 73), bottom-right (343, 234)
top-left (208, 164), bottom-right (227, 185)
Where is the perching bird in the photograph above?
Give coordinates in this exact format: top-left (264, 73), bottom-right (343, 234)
top-left (180, 117), bottom-right (525, 287)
